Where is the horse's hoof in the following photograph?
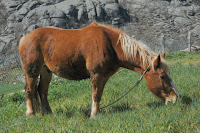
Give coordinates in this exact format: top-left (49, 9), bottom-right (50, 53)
top-left (26, 111), bottom-right (35, 116)
top-left (90, 115), bottom-right (96, 119)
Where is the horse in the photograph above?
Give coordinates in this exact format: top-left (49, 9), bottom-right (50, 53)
top-left (19, 21), bottom-right (179, 118)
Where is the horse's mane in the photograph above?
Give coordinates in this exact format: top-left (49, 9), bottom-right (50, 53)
top-left (88, 20), bottom-right (123, 34)
top-left (88, 21), bottom-right (169, 71)
top-left (118, 33), bottom-right (157, 69)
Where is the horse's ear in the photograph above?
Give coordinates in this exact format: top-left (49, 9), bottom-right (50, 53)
top-left (161, 52), bottom-right (165, 58)
top-left (154, 55), bottom-right (161, 69)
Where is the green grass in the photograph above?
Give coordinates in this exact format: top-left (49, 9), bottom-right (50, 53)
top-left (0, 83), bottom-right (24, 94)
top-left (165, 51), bottom-right (200, 64)
top-left (0, 67), bottom-right (24, 94)
top-left (0, 52), bottom-right (200, 132)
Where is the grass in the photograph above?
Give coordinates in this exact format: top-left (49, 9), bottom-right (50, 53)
top-left (0, 83), bottom-right (24, 94)
top-left (0, 51), bottom-right (200, 132)
top-left (166, 51), bottom-right (200, 64)
top-left (0, 67), bottom-right (24, 94)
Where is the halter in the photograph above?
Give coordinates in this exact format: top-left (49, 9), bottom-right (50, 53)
top-left (100, 66), bottom-right (150, 110)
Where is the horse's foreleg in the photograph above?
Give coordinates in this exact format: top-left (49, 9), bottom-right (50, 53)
top-left (90, 74), bottom-right (108, 118)
top-left (38, 65), bottom-right (52, 115)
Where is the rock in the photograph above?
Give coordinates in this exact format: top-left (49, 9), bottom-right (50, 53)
top-left (6, 1), bottom-right (21, 9)
top-left (191, 24), bottom-right (200, 37)
top-left (86, 0), bottom-right (96, 19)
top-left (96, 4), bottom-right (104, 19)
top-left (0, 42), bottom-right (6, 53)
top-left (27, 24), bottom-right (39, 33)
top-left (174, 17), bottom-right (191, 26)
top-left (181, 45), bottom-right (200, 52)
top-left (170, 0), bottom-right (182, 7)
top-left (78, 5), bottom-right (84, 20)
top-left (0, 35), bottom-right (15, 53)
top-left (55, 0), bottom-right (84, 15)
top-left (112, 17), bottom-right (120, 25)
top-left (28, 1), bottom-right (41, 10)
top-left (105, 3), bottom-right (119, 18)
top-left (15, 8), bottom-right (29, 22)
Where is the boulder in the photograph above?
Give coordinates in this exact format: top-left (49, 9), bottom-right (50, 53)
top-left (86, 0), bottom-right (96, 19)
top-left (174, 17), bottom-right (191, 26)
top-left (105, 3), bottom-right (119, 18)
top-left (191, 24), bottom-right (200, 37)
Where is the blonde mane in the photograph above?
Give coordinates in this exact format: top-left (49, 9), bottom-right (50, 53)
top-left (88, 20), bottom-right (123, 34)
top-left (118, 33), bottom-right (158, 69)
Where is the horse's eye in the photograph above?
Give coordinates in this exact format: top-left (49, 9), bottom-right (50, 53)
top-left (160, 75), bottom-right (165, 79)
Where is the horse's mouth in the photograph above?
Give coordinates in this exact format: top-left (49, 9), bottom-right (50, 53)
top-left (165, 95), bottom-right (177, 105)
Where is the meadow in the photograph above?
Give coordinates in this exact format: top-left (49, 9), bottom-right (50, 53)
top-left (0, 51), bottom-right (200, 132)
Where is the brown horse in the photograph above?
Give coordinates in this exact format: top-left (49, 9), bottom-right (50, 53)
top-left (19, 21), bottom-right (179, 118)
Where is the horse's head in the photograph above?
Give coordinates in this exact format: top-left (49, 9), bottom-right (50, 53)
top-left (144, 54), bottom-right (179, 104)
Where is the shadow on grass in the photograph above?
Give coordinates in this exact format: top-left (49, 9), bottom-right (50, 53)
top-left (102, 103), bottom-right (135, 113)
top-left (54, 108), bottom-right (74, 118)
top-left (146, 95), bottom-right (193, 108)
top-left (180, 95), bottom-right (193, 106)
top-left (146, 101), bottom-right (164, 108)
top-left (82, 103), bottom-right (135, 118)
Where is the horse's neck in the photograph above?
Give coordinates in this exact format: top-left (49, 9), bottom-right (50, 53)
top-left (100, 26), bottom-right (151, 74)
top-left (119, 53), bottom-right (147, 74)
top-left (110, 38), bottom-right (145, 73)
top-left (113, 33), bottom-right (157, 74)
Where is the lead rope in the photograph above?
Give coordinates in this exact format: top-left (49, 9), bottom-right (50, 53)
top-left (100, 66), bottom-right (150, 110)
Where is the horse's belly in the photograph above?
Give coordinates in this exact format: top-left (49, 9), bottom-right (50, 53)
top-left (44, 54), bottom-right (90, 80)
top-left (52, 65), bottom-right (90, 80)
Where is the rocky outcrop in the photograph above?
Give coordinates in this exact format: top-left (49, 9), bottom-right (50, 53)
top-left (0, 0), bottom-right (200, 59)
top-left (0, 0), bottom-right (130, 55)
top-left (119, 0), bottom-right (200, 52)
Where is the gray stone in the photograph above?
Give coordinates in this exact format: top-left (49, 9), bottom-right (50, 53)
top-left (112, 17), bottom-right (120, 25)
top-left (7, 14), bottom-right (15, 22)
top-left (191, 24), bottom-right (200, 37)
top-left (0, 35), bottom-right (15, 45)
top-left (55, 0), bottom-right (84, 15)
top-left (168, 6), bottom-right (187, 17)
top-left (27, 24), bottom-right (39, 33)
top-left (78, 5), bottom-right (84, 20)
top-left (96, 4), bottom-right (104, 19)
top-left (170, 0), bottom-right (182, 7)
top-left (86, 0), bottom-right (96, 19)
top-left (17, 8), bottom-right (28, 15)
top-left (0, 42), bottom-right (6, 53)
top-left (105, 3), bottom-right (119, 18)
top-left (0, 35), bottom-right (15, 53)
top-left (174, 17), bottom-right (191, 26)
top-left (99, 0), bottom-right (116, 4)
top-left (28, 1), bottom-right (41, 10)
top-left (6, 1), bottom-right (21, 8)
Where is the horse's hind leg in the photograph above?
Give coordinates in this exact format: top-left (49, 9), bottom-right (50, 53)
top-left (24, 65), bottom-right (41, 115)
top-left (38, 65), bottom-right (52, 115)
